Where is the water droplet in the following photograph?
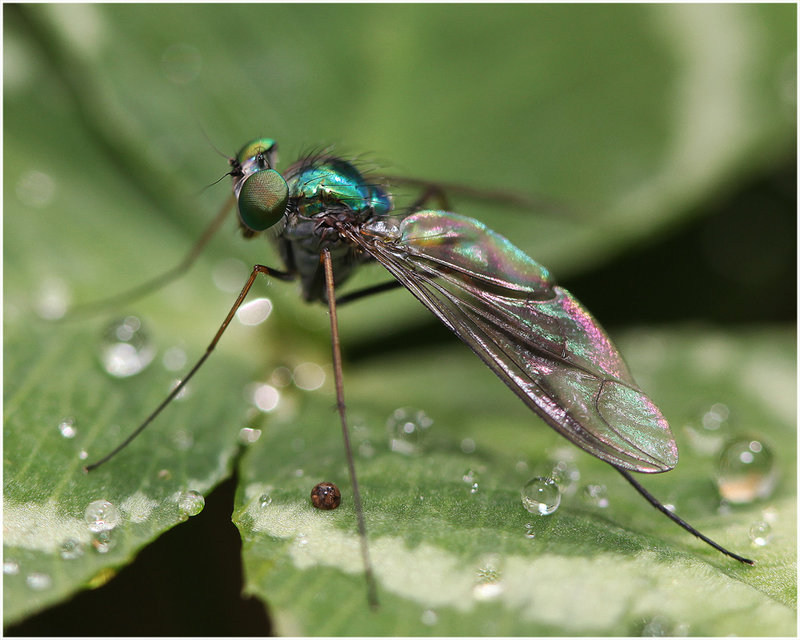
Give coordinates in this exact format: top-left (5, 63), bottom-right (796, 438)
top-left (17, 169), bottom-right (56, 208)
top-left (58, 417), bottom-right (77, 438)
top-left (26, 572), bottom-right (52, 591)
top-left (749, 520), bottom-right (773, 546)
top-left (99, 316), bottom-right (155, 377)
top-left (92, 531), bottom-right (114, 554)
top-left (162, 346), bottom-right (187, 371)
top-left (247, 382), bottom-right (280, 412)
top-left (702, 403), bottom-right (729, 430)
top-left (470, 482), bottom-right (479, 494)
top-left (79, 449), bottom-right (89, 460)
top-left (236, 297), bottom-right (273, 325)
top-left (269, 366), bottom-right (293, 387)
top-left (295, 532), bottom-right (308, 549)
top-left (171, 429), bottom-right (194, 451)
top-left (238, 427), bottom-right (262, 444)
top-left (521, 477), bottom-right (561, 515)
top-left (3, 560), bottom-right (20, 575)
top-left (35, 277), bottom-right (70, 320)
top-left (462, 468), bottom-right (477, 483)
top-left (582, 483), bottom-right (610, 508)
top-left (716, 437), bottom-right (777, 503)
top-left (157, 469), bottom-right (172, 480)
top-left (293, 362), bottom-right (326, 390)
top-left (258, 493), bottom-right (272, 508)
top-left (161, 42), bottom-right (202, 84)
top-left (421, 609), bottom-right (438, 626)
top-left (311, 482), bottom-right (341, 510)
top-left (60, 539), bottom-right (84, 560)
top-left (473, 561), bottom-right (504, 600)
top-left (460, 438), bottom-right (476, 454)
top-left (178, 490), bottom-right (205, 517)
top-left (524, 523), bottom-right (536, 539)
top-left (387, 407), bottom-right (433, 455)
top-left (84, 499), bottom-right (121, 532)
top-left (294, 468), bottom-right (304, 478)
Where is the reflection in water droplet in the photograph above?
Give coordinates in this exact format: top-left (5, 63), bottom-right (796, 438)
top-left (178, 490), bottom-right (205, 517)
top-left (85, 499), bottom-right (121, 532)
top-left (238, 427), bottom-right (262, 445)
top-left (60, 539), bottom-right (84, 560)
top-left (3, 560), bottom-right (20, 575)
top-left (236, 297), bottom-right (273, 326)
top-left (26, 572), bottom-right (52, 591)
top-left (293, 362), bottom-right (326, 390)
top-left (99, 316), bottom-right (156, 377)
top-left (582, 484), bottom-right (610, 508)
top-left (58, 417), bottom-right (77, 439)
top-left (161, 43), bottom-right (202, 84)
top-left (387, 407), bottom-right (433, 455)
top-left (716, 437), bottom-right (777, 503)
top-left (749, 520), bottom-right (773, 547)
top-left (521, 477), bottom-right (561, 515)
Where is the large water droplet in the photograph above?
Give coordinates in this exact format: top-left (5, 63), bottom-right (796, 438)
top-left (58, 417), bottom-right (77, 439)
top-left (178, 490), bottom-right (205, 517)
top-left (749, 520), bottom-right (773, 547)
top-left (26, 572), bottom-right (52, 591)
top-left (716, 437), bottom-right (777, 503)
top-left (387, 407), bottom-right (433, 455)
top-left (84, 499), bottom-right (121, 532)
top-left (99, 316), bottom-right (155, 377)
top-left (521, 477), bottom-right (561, 515)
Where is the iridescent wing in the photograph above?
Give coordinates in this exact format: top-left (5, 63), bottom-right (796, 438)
top-left (346, 210), bottom-right (678, 473)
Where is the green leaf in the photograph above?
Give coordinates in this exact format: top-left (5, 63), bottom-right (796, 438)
top-left (4, 2), bottom-right (795, 634)
top-left (233, 327), bottom-right (795, 635)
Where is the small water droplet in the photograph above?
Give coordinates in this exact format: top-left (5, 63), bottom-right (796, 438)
top-left (60, 539), bottom-right (84, 560)
top-left (3, 560), bottom-right (20, 575)
top-left (92, 531), bottom-right (114, 554)
top-left (473, 561), bottom-right (504, 600)
top-left (421, 609), bottom-right (438, 626)
top-left (524, 523), bottom-right (536, 539)
top-left (84, 499), bottom-right (121, 532)
top-left (171, 429), bottom-right (194, 451)
top-left (749, 520), bottom-right (773, 546)
top-left (16, 169), bottom-right (56, 208)
top-left (293, 362), bottom-right (326, 390)
top-left (582, 483), bottom-right (610, 508)
top-left (470, 482), bottom-right (479, 494)
top-left (294, 468), bottom-right (304, 478)
top-left (258, 493), bottom-right (272, 508)
top-left (162, 345), bottom-right (187, 371)
top-left (178, 490), bottom-right (204, 517)
top-left (26, 572), bottom-right (52, 591)
top-left (79, 449), bottom-right (89, 460)
top-left (521, 477), bottom-right (561, 515)
top-left (58, 417), bottom-right (77, 439)
top-left (247, 382), bottom-right (280, 412)
top-left (161, 42), bottom-right (202, 84)
top-left (460, 438), bottom-right (476, 454)
top-left (99, 316), bottom-right (155, 377)
top-left (716, 437), bottom-right (777, 503)
top-left (157, 469), bottom-right (172, 480)
top-left (387, 407), bottom-right (433, 455)
top-left (295, 532), bottom-right (308, 548)
top-left (238, 427), bottom-right (262, 444)
top-left (702, 403), bottom-right (729, 430)
top-left (550, 458), bottom-right (580, 494)
top-left (236, 297), bottom-right (273, 326)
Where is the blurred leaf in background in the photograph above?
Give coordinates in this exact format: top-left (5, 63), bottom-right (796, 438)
top-left (4, 3), bottom-right (795, 636)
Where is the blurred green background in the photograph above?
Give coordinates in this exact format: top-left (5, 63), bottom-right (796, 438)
top-left (4, 3), bottom-right (795, 636)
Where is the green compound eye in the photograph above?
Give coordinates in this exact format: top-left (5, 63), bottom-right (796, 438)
top-left (237, 169), bottom-right (289, 231)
